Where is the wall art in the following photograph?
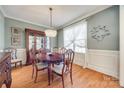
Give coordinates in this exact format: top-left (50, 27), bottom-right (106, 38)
top-left (90, 25), bottom-right (111, 42)
top-left (11, 27), bottom-right (22, 46)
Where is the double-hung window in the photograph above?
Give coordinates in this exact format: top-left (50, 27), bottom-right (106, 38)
top-left (64, 20), bottom-right (87, 53)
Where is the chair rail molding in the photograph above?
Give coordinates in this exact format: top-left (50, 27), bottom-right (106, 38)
top-left (86, 49), bottom-right (119, 79)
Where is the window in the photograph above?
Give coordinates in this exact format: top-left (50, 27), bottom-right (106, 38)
top-left (64, 21), bottom-right (87, 53)
top-left (46, 37), bottom-right (50, 49)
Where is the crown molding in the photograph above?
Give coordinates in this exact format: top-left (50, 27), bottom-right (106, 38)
top-left (5, 15), bottom-right (51, 29)
top-left (57, 5), bottom-right (112, 30)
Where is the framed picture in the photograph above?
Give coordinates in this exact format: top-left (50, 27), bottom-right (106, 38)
top-left (11, 27), bottom-right (22, 46)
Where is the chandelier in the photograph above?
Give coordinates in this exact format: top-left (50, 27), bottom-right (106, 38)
top-left (45, 8), bottom-right (57, 37)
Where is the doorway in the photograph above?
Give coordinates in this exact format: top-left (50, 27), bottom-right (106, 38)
top-left (25, 28), bottom-right (46, 65)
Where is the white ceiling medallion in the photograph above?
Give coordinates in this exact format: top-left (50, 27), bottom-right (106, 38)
top-left (45, 8), bottom-right (57, 37)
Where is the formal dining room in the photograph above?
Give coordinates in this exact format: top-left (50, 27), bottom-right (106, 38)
top-left (0, 5), bottom-right (124, 88)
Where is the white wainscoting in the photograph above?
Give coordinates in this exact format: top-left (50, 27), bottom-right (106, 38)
top-left (16, 48), bottom-right (27, 65)
top-left (87, 49), bottom-right (119, 78)
top-left (74, 53), bottom-right (85, 66)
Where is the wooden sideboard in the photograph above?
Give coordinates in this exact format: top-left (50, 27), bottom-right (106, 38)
top-left (0, 52), bottom-right (12, 88)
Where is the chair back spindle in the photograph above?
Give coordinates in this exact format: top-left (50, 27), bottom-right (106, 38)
top-left (59, 47), bottom-right (67, 54)
top-left (64, 49), bottom-right (74, 72)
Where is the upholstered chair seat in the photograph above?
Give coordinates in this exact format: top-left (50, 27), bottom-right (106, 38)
top-left (52, 63), bottom-right (66, 74)
top-left (36, 62), bottom-right (48, 70)
top-left (11, 59), bottom-right (22, 63)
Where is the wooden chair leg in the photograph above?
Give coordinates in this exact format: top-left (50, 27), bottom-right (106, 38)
top-left (62, 75), bottom-right (65, 88)
top-left (32, 66), bottom-right (34, 78)
top-left (20, 61), bottom-right (22, 67)
top-left (70, 71), bottom-right (73, 85)
top-left (15, 63), bottom-right (17, 68)
top-left (34, 70), bottom-right (38, 83)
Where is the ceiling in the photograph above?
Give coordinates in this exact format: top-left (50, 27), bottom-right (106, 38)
top-left (1, 5), bottom-right (111, 28)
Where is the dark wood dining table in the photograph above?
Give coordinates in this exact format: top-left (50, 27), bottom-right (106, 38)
top-left (40, 52), bottom-right (64, 85)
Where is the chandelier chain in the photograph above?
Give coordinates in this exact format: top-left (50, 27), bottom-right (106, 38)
top-left (49, 8), bottom-right (52, 27)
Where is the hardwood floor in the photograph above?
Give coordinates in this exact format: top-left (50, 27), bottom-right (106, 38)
top-left (3, 64), bottom-right (120, 88)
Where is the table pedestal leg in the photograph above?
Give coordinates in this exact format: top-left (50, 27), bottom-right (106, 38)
top-left (48, 64), bottom-right (51, 85)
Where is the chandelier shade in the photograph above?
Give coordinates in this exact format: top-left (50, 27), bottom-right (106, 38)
top-left (45, 7), bottom-right (57, 37)
top-left (45, 29), bottom-right (57, 37)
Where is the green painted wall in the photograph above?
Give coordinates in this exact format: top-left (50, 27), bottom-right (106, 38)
top-left (4, 18), bottom-right (46, 49)
top-left (57, 29), bottom-right (64, 48)
top-left (0, 9), bottom-right (4, 49)
top-left (4, 18), bottom-right (58, 49)
top-left (57, 6), bottom-right (119, 50)
top-left (87, 6), bottom-right (119, 50)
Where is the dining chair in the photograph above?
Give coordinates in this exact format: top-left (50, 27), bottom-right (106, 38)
top-left (58, 47), bottom-right (67, 54)
top-left (29, 48), bottom-right (35, 78)
top-left (58, 47), bottom-right (69, 70)
top-left (51, 49), bottom-right (75, 88)
top-left (29, 48), bottom-right (48, 83)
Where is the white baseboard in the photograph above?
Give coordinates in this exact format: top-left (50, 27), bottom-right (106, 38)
top-left (87, 49), bottom-right (119, 78)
